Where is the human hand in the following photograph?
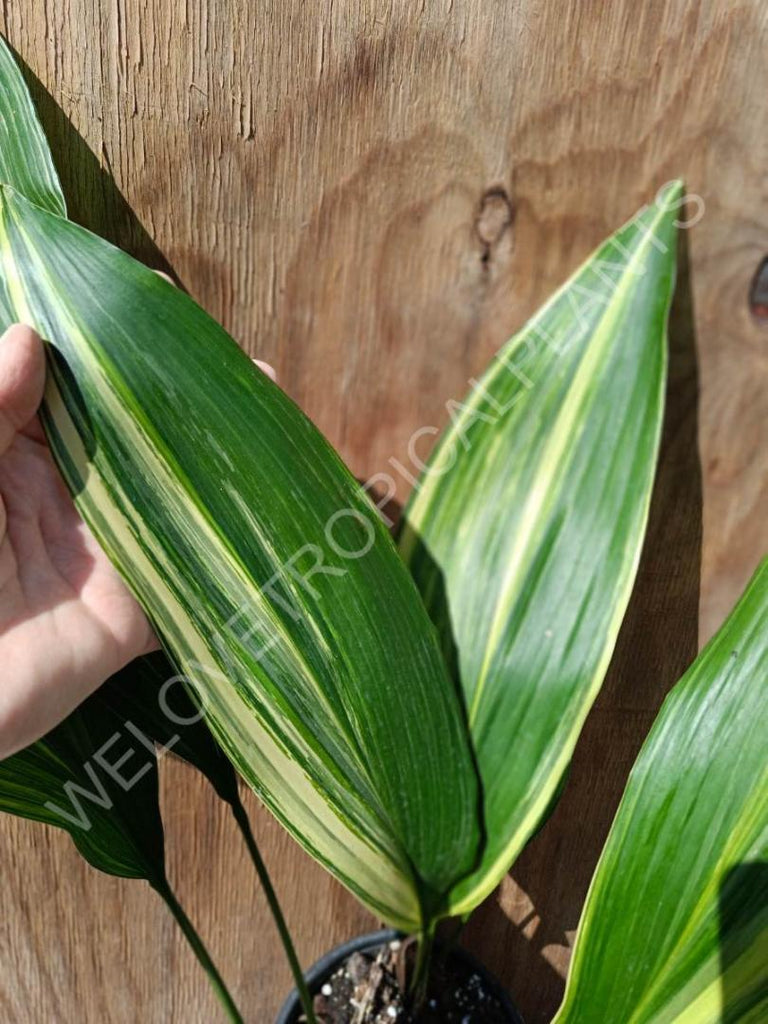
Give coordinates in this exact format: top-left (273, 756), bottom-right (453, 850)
top-left (0, 322), bottom-right (161, 759)
top-left (0, 321), bottom-right (275, 759)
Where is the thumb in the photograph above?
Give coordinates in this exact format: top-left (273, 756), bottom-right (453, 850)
top-left (0, 324), bottom-right (46, 455)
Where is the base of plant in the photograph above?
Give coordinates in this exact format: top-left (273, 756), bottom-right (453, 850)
top-left (276, 929), bottom-right (522, 1024)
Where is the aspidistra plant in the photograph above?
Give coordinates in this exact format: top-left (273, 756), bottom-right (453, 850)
top-left (0, 33), bottom-right (765, 1024)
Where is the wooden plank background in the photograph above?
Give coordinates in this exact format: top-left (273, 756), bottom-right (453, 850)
top-left (1, 2), bottom-right (766, 1021)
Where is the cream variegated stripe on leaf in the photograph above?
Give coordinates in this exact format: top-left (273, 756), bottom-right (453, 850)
top-left (399, 191), bottom-right (680, 914)
top-left (0, 40), bottom-right (65, 218)
top-left (0, 181), bottom-right (481, 928)
top-left (554, 559), bottom-right (768, 1024)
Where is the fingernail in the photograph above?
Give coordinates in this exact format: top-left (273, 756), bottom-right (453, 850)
top-left (255, 359), bottom-right (277, 382)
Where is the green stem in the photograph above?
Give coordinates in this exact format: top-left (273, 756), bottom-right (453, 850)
top-left (155, 880), bottom-right (244, 1024)
top-left (230, 794), bottom-right (317, 1024)
top-left (411, 922), bottom-right (436, 1008)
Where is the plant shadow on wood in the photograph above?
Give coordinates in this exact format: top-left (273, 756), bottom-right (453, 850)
top-left (719, 862), bottom-right (768, 1015)
top-left (8, 43), bottom-right (179, 283)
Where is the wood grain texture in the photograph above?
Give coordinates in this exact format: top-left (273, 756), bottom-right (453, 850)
top-left (0, 1), bottom-right (766, 1021)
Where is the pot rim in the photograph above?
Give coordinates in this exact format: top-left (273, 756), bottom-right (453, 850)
top-left (275, 927), bottom-right (524, 1023)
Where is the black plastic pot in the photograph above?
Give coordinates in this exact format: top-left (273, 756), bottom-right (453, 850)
top-left (275, 927), bottom-right (523, 1023)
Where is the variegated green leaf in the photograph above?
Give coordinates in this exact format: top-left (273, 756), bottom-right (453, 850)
top-left (0, 39), bottom-right (65, 217)
top-left (0, 174), bottom-right (480, 931)
top-left (0, 34), bottom-right (480, 937)
top-left (399, 191), bottom-right (680, 914)
top-left (554, 558), bottom-right (768, 1024)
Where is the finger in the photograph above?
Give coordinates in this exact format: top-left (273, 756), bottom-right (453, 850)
top-left (0, 325), bottom-right (46, 456)
top-left (153, 269), bottom-right (176, 286)
top-left (254, 359), bottom-right (277, 382)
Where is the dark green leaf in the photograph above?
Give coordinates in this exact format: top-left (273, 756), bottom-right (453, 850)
top-left (0, 673), bottom-right (166, 883)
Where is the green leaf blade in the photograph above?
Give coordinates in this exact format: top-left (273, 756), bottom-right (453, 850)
top-left (0, 182), bottom-right (481, 931)
top-left (399, 191), bottom-right (681, 913)
top-left (554, 559), bottom-right (768, 1024)
top-left (0, 39), bottom-right (65, 216)
top-left (0, 675), bottom-right (166, 884)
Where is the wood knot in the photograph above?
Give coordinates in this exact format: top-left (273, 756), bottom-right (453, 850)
top-left (475, 187), bottom-right (514, 263)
